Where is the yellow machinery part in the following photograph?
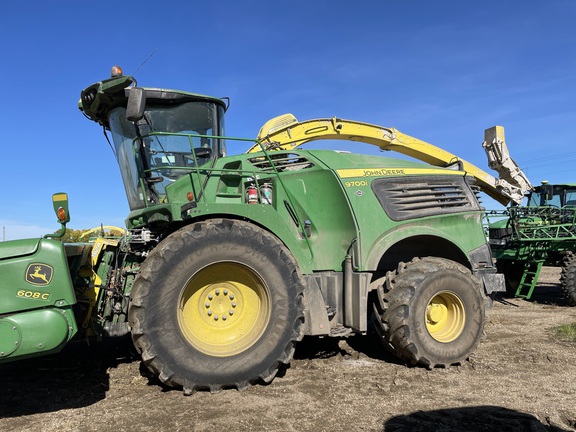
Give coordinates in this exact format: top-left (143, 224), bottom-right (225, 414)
top-left (250, 114), bottom-right (531, 205)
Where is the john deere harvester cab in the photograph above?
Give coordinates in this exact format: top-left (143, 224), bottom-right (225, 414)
top-left (489, 182), bottom-right (576, 304)
top-left (80, 66), bottom-right (227, 216)
top-left (109, 91), bottom-right (224, 210)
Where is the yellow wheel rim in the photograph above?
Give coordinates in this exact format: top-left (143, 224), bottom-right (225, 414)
top-left (425, 290), bottom-right (465, 343)
top-left (178, 262), bottom-right (271, 357)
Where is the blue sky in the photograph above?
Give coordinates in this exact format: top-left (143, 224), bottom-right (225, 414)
top-left (2, 1), bottom-right (575, 240)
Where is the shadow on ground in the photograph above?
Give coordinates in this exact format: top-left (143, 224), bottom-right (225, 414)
top-left (383, 405), bottom-right (574, 432)
top-left (293, 331), bottom-right (405, 365)
top-left (0, 336), bottom-right (137, 418)
top-left (498, 276), bottom-right (571, 307)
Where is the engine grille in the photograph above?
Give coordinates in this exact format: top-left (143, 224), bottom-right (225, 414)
top-left (371, 175), bottom-right (481, 221)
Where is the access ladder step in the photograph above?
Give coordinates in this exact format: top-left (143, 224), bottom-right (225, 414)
top-left (515, 262), bottom-right (544, 300)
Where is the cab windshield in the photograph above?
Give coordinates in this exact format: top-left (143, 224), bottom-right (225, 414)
top-left (108, 101), bottom-right (225, 210)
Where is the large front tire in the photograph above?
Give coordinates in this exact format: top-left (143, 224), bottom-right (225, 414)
top-left (129, 219), bottom-right (305, 393)
top-left (372, 257), bottom-right (487, 368)
top-left (560, 253), bottom-right (576, 306)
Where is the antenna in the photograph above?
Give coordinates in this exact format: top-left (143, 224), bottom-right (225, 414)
top-left (131, 48), bottom-right (160, 76)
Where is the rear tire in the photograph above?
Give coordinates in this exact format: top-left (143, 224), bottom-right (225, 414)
top-left (129, 219), bottom-right (305, 393)
top-left (560, 253), bottom-right (576, 306)
top-left (372, 257), bottom-right (487, 367)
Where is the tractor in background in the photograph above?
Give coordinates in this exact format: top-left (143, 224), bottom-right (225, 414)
top-left (488, 181), bottom-right (576, 305)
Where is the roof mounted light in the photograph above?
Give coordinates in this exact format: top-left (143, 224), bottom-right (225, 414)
top-left (111, 65), bottom-right (123, 77)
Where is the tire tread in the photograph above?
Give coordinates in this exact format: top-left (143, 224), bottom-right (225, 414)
top-left (129, 219), bottom-right (305, 393)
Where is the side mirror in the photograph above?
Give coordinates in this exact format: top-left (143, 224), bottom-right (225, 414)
top-left (126, 87), bottom-right (146, 122)
top-left (194, 147), bottom-right (212, 158)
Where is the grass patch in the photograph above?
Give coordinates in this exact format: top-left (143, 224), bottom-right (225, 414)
top-left (554, 322), bottom-right (576, 343)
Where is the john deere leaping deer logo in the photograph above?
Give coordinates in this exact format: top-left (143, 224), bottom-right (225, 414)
top-left (25, 264), bottom-right (53, 286)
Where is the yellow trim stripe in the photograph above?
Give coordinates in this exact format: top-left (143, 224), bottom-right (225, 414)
top-left (52, 193), bottom-right (68, 201)
top-left (336, 168), bottom-right (465, 179)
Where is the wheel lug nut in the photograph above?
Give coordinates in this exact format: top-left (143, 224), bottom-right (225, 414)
top-left (229, 294), bottom-right (235, 300)
top-left (205, 302), bottom-right (210, 308)
top-left (208, 294), bottom-right (213, 300)
top-left (207, 310), bottom-right (212, 316)
top-left (232, 302), bottom-right (237, 308)
top-left (229, 310), bottom-right (234, 315)
top-left (223, 289), bottom-right (228, 295)
top-left (222, 315), bottom-right (227, 321)
top-left (215, 289), bottom-right (220, 295)
top-left (214, 315), bottom-right (219, 321)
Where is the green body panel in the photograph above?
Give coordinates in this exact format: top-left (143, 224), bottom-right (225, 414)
top-left (365, 212), bottom-right (486, 269)
top-left (310, 151), bottom-right (487, 269)
top-left (0, 307), bottom-right (75, 361)
top-left (125, 151), bottom-right (357, 272)
top-left (0, 237), bottom-right (78, 362)
top-left (0, 238), bottom-right (39, 260)
top-left (0, 238), bottom-right (77, 314)
top-left (124, 148), bottom-right (488, 274)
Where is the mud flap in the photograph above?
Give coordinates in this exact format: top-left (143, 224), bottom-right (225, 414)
top-left (478, 271), bottom-right (505, 309)
top-left (480, 272), bottom-right (505, 294)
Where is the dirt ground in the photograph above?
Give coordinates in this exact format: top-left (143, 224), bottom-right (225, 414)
top-left (1, 267), bottom-right (575, 432)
